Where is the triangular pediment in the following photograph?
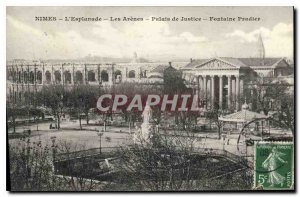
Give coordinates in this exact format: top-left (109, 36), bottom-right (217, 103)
top-left (194, 58), bottom-right (238, 69)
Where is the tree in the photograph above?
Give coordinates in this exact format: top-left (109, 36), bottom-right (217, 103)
top-left (7, 99), bottom-right (44, 133)
top-left (163, 67), bottom-right (190, 127)
top-left (68, 85), bottom-right (98, 129)
top-left (244, 78), bottom-right (294, 135)
top-left (7, 100), bottom-right (17, 133)
top-left (36, 85), bottom-right (66, 130)
top-left (9, 138), bottom-right (63, 191)
top-left (9, 137), bottom-right (105, 191)
top-left (271, 87), bottom-right (294, 135)
top-left (163, 67), bottom-right (186, 95)
top-left (206, 109), bottom-right (223, 140)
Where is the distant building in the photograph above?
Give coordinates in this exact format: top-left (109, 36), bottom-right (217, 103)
top-left (181, 57), bottom-right (293, 111)
top-left (6, 59), bottom-right (187, 104)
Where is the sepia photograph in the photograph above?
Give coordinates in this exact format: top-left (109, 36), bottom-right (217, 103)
top-left (6, 6), bottom-right (294, 191)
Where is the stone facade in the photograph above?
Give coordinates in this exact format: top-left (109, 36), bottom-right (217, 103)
top-left (6, 60), bottom-right (188, 104)
top-left (181, 57), bottom-right (293, 111)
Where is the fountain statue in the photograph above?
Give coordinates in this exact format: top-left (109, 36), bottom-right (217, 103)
top-left (142, 102), bottom-right (152, 124)
top-left (133, 102), bottom-right (155, 144)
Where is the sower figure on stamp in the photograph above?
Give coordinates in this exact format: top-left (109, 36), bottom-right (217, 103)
top-left (262, 147), bottom-right (288, 187)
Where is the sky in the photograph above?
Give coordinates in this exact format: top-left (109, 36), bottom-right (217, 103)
top-left (6, 6), bottom-right (294, 61)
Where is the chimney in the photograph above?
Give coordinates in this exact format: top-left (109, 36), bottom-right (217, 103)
top-left (168, 62), bottom-right (172, 67)
top-left (190, 58), bottom-right (193, 63)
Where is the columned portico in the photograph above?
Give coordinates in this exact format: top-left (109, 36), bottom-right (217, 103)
top-left (193, 73), bottom-right (244, 111)
top-left (187, 58), bottom-right (248, 111)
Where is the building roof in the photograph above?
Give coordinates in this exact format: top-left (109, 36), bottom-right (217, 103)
top-left (219, 109), bottom-right (268, 123)
top-left (150, 65), bottom-right (170, 73)
top-left (220, 57), bottom-right (249, 67)
top-left (150, 64), bottom-right (179, 73)
top-left (184, 59), bottom-right (210, 68)
top-left (184, 57), bottom-right (285, 69)
top-left (235, 58), bottom-right (282, 67)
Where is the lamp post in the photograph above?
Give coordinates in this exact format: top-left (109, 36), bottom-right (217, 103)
top-left (96, 130), bottom-right (104, 154)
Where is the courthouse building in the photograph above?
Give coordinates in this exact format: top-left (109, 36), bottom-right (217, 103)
top-left (181, 57), bottom-right (293, 111)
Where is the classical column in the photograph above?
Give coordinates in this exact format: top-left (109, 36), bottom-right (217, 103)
top-left (227, 75), bottom-right (232, 109)
top-left (199, 76), bottom-right (203, 99)
top-left (21, 67), bottom-right (24, 84)
top-left (122, 67), bottom-right (127, 81)
top-left (211, 75), bottom-right (215, 109)
top-left (240, 77), bottom-right (244, 98)
top-left (108, 70), bottom-right (113, 85)
top-left (199, 76), bottom-right (203, 91)
top-left (99, 66), bottom-right (102, 82)
top-left (108, 64), bottom-right (114, 85)
top-left (95, 65), bottom-right (99, 83)
top-left (15, 67), bottom-right (17, 83)
top-left (236, 75), bottom-right (240, 110)
top-left (138, 67), bottom-right (142, 79)
top-left (219, 75), bottom-right (223, 109)
top-left (111, 64), bottom-right (115, 84)
top-left (98, 65), bottom-right (101, 82)
top-left (203, 75), bottom-right (207, 109)
top-left (196, 76), bottom-right (200, 99)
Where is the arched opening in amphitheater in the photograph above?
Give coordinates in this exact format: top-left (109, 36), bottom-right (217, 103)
top-left (114, 70), bottom-right (122, 83)
top-left (128, 70), bottom-right (135, 78)
top-left (36, 71), bottom-right (42, 84)
top-left (45, 71), bottom-right (51, 84)
top-left (101, 70), bottom-right (109, 82)
top-left (64, 71), bottom-right (72, 84)
top-left (54, 71), bottom-right (61, 84)
top-left (75, 71), bottom-right (83, 84)
top-left (88, 70), bottom-right (96, 82)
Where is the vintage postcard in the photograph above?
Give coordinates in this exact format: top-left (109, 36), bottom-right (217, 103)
top-left (6, 6), bottom-right (294, 191)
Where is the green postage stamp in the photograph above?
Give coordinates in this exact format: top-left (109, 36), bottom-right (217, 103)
top-left (254, 141), bottom-right (294, 190)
